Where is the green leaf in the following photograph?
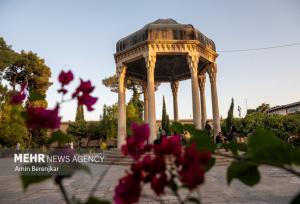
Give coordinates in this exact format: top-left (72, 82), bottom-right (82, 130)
top-left (29, 90), bottom-right (45, 102)
top-left (186, 197), bottom-right (201, 204)
top-left (248, 129), bottom-right (282, 152)
top-left (291, 148), bottom-right (300, 165)
top-left (20, 164), bottom-right (52, 190)
top-left (204, 157), bottom-right (216, 172)
top-left (85, 197), bottom-right (110, 204)
top-left (291, 193), bottom-right (300, 204)
top-left (171, 122), bottom-right (184, 134)
top-left (190, 130), bottom-right (216, 152)
top-left (248, 129), bottom-right (291, 165)
top-left (227, 160), bottom-right (260, 186)
top-left (48, 130), bottom-right (72, 145)
top-left (222, 140), bottom-right (239, 156)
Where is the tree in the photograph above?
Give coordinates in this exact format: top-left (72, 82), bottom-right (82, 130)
top-left (100, 104), bottom-right (118, 140)
top-left (0, 102), bottom-right (29, 147)
top-left (226, 98), bottom-right (234, 136)
top-left (67, 105), bottom-right (87, 140)
top-left (75, 105), bottom-right (84, 121)
top-left (0, 37), bottom-right (18, 73)
top-left (128, 88), bottom-right (143, 122)
top-left (161, 96), bottom-right (170, 134)
top-left (3, 51), bottom-right (52, 107)
top-left (255, 103), bottom-right (270, 113)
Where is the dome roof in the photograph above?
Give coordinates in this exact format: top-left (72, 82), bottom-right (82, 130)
top-left (116, 18), bottom-right (216, 53)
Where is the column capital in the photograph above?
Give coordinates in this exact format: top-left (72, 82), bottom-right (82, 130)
top-left (198, 74), bottom-right (206, 91)
top-left (144, 53), bottom-right (156, 72)
top-left (117, 64), bottom-right (127, 92)
top-left (187, 53), bottom-right (200, 75)
top-left (207, 63), bottom-right (217, 83)
top-left (171, 80), bottom-right (179, 96)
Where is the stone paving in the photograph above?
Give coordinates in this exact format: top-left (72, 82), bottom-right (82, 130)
top-left (0, 157), bottom-right (300, 204)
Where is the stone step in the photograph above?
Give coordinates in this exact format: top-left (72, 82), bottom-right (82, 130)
top-left (99, 149), bottom-right (232, 166)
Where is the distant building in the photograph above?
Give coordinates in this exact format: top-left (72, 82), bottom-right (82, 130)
top-left (267, 101), bottom-right (300, 115)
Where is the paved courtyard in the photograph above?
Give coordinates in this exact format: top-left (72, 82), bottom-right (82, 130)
top-left (0, 157), bottom-right (299, 204)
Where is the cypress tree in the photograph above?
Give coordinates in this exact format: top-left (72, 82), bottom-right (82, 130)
top-left (226, 98), bottom-right (234, 136)
top-left (75, 105), bottom-right (84, 121)
top-left (161, 96), bottom-right (169, 132)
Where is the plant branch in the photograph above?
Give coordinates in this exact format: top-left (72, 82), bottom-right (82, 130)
top-left (56, 179), bottom-right (71, 204)
top-left (213, 151), bottom-right (300, 177)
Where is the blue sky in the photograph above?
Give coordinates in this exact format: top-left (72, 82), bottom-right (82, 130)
top-left (0, 0), bottom-right (299, 121)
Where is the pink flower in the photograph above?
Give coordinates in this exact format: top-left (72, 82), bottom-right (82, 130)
top-left (26, 106), bottom-right (61, 130)
top-left (10, 83), bottom-right (27, 104)
top-left (73, 79), bottom-right (94, 96)
top-left (154, 135), bottom-right (181, 157)
top-left (72, 79), bottom-right (98, 111)
top-left (179, 143), bottom-right (210, 190)
top-left (151, 172), bottom-right (167, 195)
top-left (121, 123), bottom-right (151, 160)
top-left (114, 174), bottom-right (141, 204)
top-left (58, 70), bottom-right (74, 86)
top-left (10, 92), bottom-right (26, 104)
top-left (77, 93), bottom-right (98, 111)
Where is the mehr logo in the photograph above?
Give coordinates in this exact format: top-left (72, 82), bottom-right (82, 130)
top-left (14, 153), bottom-right (46, 163)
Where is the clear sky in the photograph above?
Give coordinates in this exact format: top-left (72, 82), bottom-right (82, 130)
top-left (0, 0), bottom-right (299, 121)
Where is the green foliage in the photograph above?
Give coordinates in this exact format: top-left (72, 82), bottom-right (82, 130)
top-left (75, 105), bottom-right (85, 121)
top-left (126, 103), bottom-right (141, 134)
top-left (67, 120), bottom-right (88, 140)
top-left (48, 130), bottom-right (73, 145)
top-left (127, 86), bottom-right (143, 122)
top-left (0, 102), bottom-right (29, 146)
top-left (0, 37), bottom-right (18, 72)
top-left (3, 51), bottom-right (52, 107)
top-left (225, 98), bottom-right (234, 136)
top-left (222, 140), bottom-right (239, 156)
top-left (232, 113), bottom-right (300, 141)
top-left (170, 121), bottom-right (184, 134)
top-left (291, 193), bottom-right (300, 204)
top-left (227, 161), bottom-right (260, 186)
top-left (255, 103), bottom-right (270, 113)
top-left (85, 197), bottom-right (110, 204)
top-left (189, 129), bottom-right (216, 152)
top-left (21, 165), bottom-right (52, 190)
top-left (100, 104), bottom-right (118, 139)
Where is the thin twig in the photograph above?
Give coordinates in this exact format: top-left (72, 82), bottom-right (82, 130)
top-left (213, 151), bottom-right (300, 177)
top-left (57, 180), bottom-right (71, 204)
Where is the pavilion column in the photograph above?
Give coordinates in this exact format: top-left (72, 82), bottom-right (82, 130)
top-left (145, 54), bottom-right (157, 143)
top-left (142, 81), bottom-right (149, 123)
top-left (208, 63), bottom-right (221, 140)
top-left (198, 74), bottom-right (207, 128)
top-left (171, 81), bottom-right (179, 122)
top-left (117, 65), bottom-right (127, 148)
top-left (187, 53), bottom-right (202, 129)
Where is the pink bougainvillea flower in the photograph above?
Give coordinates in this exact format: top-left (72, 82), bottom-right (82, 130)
top-left (151, 172), bottom-right (167, 195)
top-left (114, 174), bottom-right (141, 204)
top-left (154, 135), bottom-right (181, 157)
top-left (121, 123), bottom-right (151, 160)
top-left (10, 92), bottom-right (26, 104)
top-left (10, 83), bottom-right (27, 104)
top-left (179, 143), bottom-right (210, 190)
top-left (72, 79), bottom-right (94, 96)
top-left (72, 79), bottom-right (98, 111)
top-left (77, 93), bottom-right (98, 111)
top-left (58, 70), bottom-right (74, 86)
top-left (26, 106), bottom-right (61, 130)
